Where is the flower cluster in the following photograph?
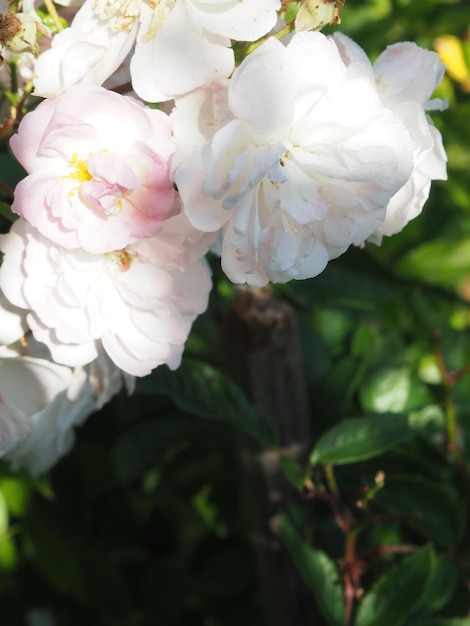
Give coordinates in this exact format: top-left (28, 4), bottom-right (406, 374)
top-left (0, 0), bottom-right (447, 473)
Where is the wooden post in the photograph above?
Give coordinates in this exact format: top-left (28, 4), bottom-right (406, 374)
top-left (224, 286), bottom-right (317, 626)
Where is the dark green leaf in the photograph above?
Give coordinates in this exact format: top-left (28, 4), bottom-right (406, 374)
top-left (416, 617), bottom-right (470, 626)
top-left (0, 151), bottom-right (26, 188)
top-left (360, 366), bottom-right (433, 414)
top-left (0, 201), bottom-right (16, 223)
top-left (310, 413), bottom-right (410, 465)
top-left (355, 545), bottom-right (435, 626)
top-left (113, 414), bottom-right (196, 484)
top-left (419, 555), bottom-right (458, 614)
top-left (279, 456), bottom-right (310, 490)
top-left (278, 512), bottom-right (344, 626)
top-left (136, 359), bottom-right (277, 446)
top-left (25, 516), bottom-right (86, 603)
top-left (374, 476), bottom-right (465, 549)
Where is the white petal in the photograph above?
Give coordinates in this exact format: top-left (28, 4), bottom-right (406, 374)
top-left (34, 0), bottom-right (138, 96)
top-left (187, 0), bottom-right (280, 40)
top-left (374, 42), bottom-right (446, 107)
top-left (131, 0), bottom-right (234, 102)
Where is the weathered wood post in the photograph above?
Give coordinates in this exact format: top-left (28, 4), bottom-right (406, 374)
top-left (224, 286), bottom-right (317, 625)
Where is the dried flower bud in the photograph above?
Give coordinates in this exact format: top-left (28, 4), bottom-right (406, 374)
top-left (0, 11), bottom-right (45, 57)
top-left (295, 0), bottom-right (345, 32)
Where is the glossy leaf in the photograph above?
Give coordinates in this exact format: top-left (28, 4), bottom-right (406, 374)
top-left (356, 545), bottom-right (435, 626)
top-left (278, 512), bottom-right (344, 626)
top-left (136, 359), bottom-right (277, 446)
top-left (310, 413), bottom-right (410, 465)
top-left (419, 555), bottom-right (458, 614)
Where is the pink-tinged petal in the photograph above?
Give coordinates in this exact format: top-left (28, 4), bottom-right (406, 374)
top-left (9, 85), bottom-right (176, 254)
top-left (171, 82), bottom-right (232, 154)
top-left (81, 151), bottom-right (139, 213)
top-left (39, 112), bottom-right (97, 157)
top-left (374, 42), bottom-right (446, 107)
top-left (130, 0), bottom-right (234, 102)
top-left (11, 175), bottom-right (81, 248)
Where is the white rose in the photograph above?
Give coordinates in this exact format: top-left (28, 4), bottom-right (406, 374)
top-left (332, 34), bottom-right (447, 242)
top-left (173, 31), bottom-right (414, 286)
top-left (0, 333), bottom-right (133, 474)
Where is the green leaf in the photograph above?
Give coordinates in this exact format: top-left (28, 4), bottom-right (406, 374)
top-left (136, 359), bottom-right (277, 446)
top-left (26, 516), bottom-right (86, 603)
top-left (360, 367), bottom-right (411, 413)
top-left (416, 617), bottom-right (470, 626)
top-left (355, 544), bottom-right (435, 626)
top-left (0, 537), bottom-right (17, 573)
top-left (0, 201), bottom-right (16, 223)
top-left (279, 456), bottom-right (311, 490)
top-left (374, 476), bottom-right (465, 549)
top-left (419, 555), bottom-right (458, 614)
top-left (0, 152), bottom-right (26, 188)
top-left (396, 238), bottom-right (470, 288)
top-left (360, 366), bottom-right (433, 414)
top-left (0, 489), bottom-right (8, 535)
top-left (113, 414), bottom-right (196, 484)
top-left (0, 477), bottom-right (30, 517)
top-left (310, 413), bottom-right (410, 465)
top-left (278, 512), bottom-right (344, 626)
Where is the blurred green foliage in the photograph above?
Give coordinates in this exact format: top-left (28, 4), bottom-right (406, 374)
top-left (2, 0), bottom-right (470, 625)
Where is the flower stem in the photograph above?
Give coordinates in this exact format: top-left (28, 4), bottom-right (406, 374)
top-left (43, 0), bottom-right (63, 32)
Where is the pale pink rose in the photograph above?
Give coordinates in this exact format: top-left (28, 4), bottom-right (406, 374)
top-left (0, 217), bottom-right (212, 377)
top-left (10, 84), bottom-right (176, 254)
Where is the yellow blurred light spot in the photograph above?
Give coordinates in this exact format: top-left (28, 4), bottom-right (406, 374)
top-left (434, 34), bottom-right (470, 92)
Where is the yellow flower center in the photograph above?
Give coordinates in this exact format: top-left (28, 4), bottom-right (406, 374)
top-left (67, 153), bottom-right (92, 182)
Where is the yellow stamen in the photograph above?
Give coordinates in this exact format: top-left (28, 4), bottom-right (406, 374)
top-left (66, 153), bottom-right (92, 182)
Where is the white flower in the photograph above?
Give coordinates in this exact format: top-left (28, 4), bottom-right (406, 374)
top-left (173, 31), bottom-right (414, 286)
top-left (0, 332), bottom-right (134, 475)
top-left (332, 34), bottom-right (447, 243)
top-left (33, 0), bottom-right (280, 102)
top-left (0, 217), bottom-right (212, 377)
